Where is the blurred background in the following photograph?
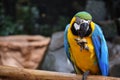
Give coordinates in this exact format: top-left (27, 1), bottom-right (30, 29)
top-left (0, 0), bottom-right (120, 37)
top-left (0, 0), bottom-right (120, 78)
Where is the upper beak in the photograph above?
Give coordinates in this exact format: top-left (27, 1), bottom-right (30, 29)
top-left (78, 23), bottom-right (89, 38)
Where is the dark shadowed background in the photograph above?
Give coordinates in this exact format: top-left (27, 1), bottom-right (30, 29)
top-left (0, 0), bottom-right (120, 37)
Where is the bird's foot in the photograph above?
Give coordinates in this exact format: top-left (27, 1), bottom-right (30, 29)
top-left (82, 71), bottom-right (90, 80)
top-left (75, 38), bottom-right (89, 51)
top-left (84, 45), bottom-right (89, 51)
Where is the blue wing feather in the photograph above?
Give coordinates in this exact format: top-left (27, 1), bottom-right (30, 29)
top-left (92, 24), bottom-right (109, 76)
top-left (64, 24), bottom-right (71, 60)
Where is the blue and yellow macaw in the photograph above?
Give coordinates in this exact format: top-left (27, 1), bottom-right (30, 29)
top-left (64, 11), bottom-right (109, 77)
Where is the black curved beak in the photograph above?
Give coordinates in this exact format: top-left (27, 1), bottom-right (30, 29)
top-left (78, 23), bottom-right (89, 38)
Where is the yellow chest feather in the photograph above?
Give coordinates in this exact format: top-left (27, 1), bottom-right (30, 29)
top-left (67, 27), bottom-right (100, 74)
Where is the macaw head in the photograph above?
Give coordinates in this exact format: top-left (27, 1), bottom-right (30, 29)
top-left (70, 11), bottom-right (92, 38)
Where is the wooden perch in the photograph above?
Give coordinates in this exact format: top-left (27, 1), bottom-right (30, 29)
top-left (0, 66), bottom-right (119, 80)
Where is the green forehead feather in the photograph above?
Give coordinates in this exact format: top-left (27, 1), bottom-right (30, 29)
top-left (75, 11), bottom-right (92, 20)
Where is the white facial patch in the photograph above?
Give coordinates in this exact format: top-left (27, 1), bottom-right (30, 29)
top-left (81, 19), bottom-right (90, 24)
top-left (74, 23), bottom-right (80, 30)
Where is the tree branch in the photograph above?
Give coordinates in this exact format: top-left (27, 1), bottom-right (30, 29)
top-left (0, 66), bottom-right (119, 80)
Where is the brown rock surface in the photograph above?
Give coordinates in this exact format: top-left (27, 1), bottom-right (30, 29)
top-left (0, 35), bottom-right (50, 69)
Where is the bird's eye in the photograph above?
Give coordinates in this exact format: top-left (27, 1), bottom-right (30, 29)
top-left (74, 23), bottom-right (80, 30)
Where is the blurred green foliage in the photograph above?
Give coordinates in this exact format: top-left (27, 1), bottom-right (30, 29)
top-left (1, 0), bottom-right (120, 37)
top-left (0, 16), bottom-right (24, 35)
top-left (0, 0), bottom-right (70, 36)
